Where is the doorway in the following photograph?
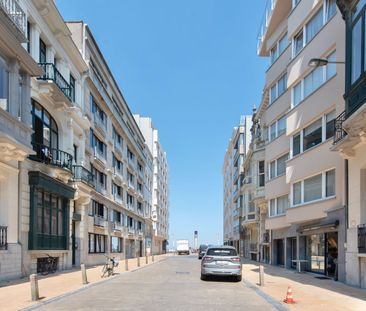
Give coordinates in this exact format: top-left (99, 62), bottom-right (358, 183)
top-left (326, 232), bottom-right (338, 278)
top-left (276, 239), bottom-right (284, 266)
top-left (72, 221), bottom-right (76, 266)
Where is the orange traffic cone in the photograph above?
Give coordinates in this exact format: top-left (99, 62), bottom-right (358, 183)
top-left (283, 286), bottom-right (295, 304)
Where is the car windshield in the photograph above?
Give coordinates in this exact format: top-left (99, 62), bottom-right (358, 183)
top-left (206, 248), bottom-right (237, 256)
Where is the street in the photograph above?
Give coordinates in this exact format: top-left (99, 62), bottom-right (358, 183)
top-left (34, 255), bottom-right (278, 311)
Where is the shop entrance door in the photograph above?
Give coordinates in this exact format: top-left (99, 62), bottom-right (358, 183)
top-left (306, 234), bottom-right (325, 274)
top-left (326, 232), bottom-right (338, 278)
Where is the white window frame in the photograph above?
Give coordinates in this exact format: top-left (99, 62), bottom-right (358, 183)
top-left (268, 114), bottom-right (287, 142)
top-left (270, 32), bottom-right (289, 65)
top-left (268, 194), bottom-right (289, 217)
top-left (268, 153), bottom-right (289, 180)
top-left (269, 72), bottom-right (287, 105)
top-left (291, 0), bottom-right (336, 58)
top-left (290, 168), bottom-right (336, 207)
top-left (290, 110), bottom-right (335, 158)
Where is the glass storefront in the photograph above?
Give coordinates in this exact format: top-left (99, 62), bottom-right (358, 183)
top-left (305, 232), bottom-right (338, 276)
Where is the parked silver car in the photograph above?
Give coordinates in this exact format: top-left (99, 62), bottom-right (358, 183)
top-left (200, 246), bottom-right (242, 281)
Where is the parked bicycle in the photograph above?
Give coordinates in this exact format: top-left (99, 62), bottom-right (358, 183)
top-left (101, 256), bottom-right (119, 277)
top-left (39, 254), bottom-right (58, 275)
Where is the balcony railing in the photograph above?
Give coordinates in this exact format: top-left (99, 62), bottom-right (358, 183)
top-left (38, 63), bottom-right (71, 101)
top-left (94, 146), bottom-right (106, 162)
top-left (241, 176), bottom-right (252, 186)
top-left (0, 0), bottom-right (26, 39)
top-left (334, 110), bottom-right (347, 144)
top-left (96, 182), bottom-right (107, 195)
top-left (257, 0), bottom-right (276, 54)
top-left (113, 194), bottom-right (123, 205)
top-left (358, 224), bottom-right (366, 253)
top-left (94, 215), bottom-right (107, 227)
top-left (128, 227), bottom-right (135, 235)
top-left (93, 113), bottom-right (107, 132)
top-left (0, 226), bottom-right (7, 250)
top-left (113, 222), bottom-right (123, 231)
top-left (30, 142), bottom-right (73, 171)
top-left (73, 165), bottom-right (95, 188)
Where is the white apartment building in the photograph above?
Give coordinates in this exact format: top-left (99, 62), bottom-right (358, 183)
top-left (257, 0), bottom-right (346, 281)
top-left (223, 116), bottom-right (251, 254)
top-left (134, 115), bottom-right (169, 254)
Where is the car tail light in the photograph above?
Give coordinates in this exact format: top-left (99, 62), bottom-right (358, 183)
top-left (203, 256), bottom-right (213, 262)
top-left (231, 257), bottom-right (241, 263)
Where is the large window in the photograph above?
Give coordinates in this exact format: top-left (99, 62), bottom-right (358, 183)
top-left (39, 38), bottom-right (46, 63)
top-left (291, 110), bottom-right (335, 157)
top-left (89, 233), bottom-right (106, 253)
top-left (0, 57), bottom-right (8, 111)
top-left (90, 129), bottom-right (107, 159)
top-left (91, 165), bottom-right (107, 191)
top-left (292, 51), bottom-right (336, 107)
top-left (69, 75), bottom-right (75, 102)
top-left (269, 153), bottom-right (288, 180)
top-left (258, 161), bottom-right (265, 187)
top-left (291, 169), bottom-right (336, 206)
top-left (90, 95), bottom-right (107, 127)
top-left (269, 73), bottom-right (287, 104)
top-left (270, 33), bottom-right (289, 64)
top-left (33, 188), bottom-right (67, 249)
top-left (269, 115), bottom-right (286, 142)
top-left (90, 199), bottom-right (105, 217)
top-left (269, 195), bottom-right (288, 217)
top-left (112, 154), bottom-right (123, 174)
top-left (111, 236), bottom-right (123, 253)
top-left (292, 0), bottom-right (336, 57)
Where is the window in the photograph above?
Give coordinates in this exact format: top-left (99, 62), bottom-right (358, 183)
top-left (326, 0), bottom-right (336, 21)
top-left (0, 57), bottom-right (9, 111)
top-left (137, 201), bottom-right (143, 211)
top-left (258, 161), bottom-right (265, 187)
top-left (292, 0), bottom-right (301, 8)
top-left (292, 169), bottom-right (335, 206)
top-left (306, 7), bottom-right (324, 43)
top-left (112, 127), bottom-right (122, 147)
top-left (90, 200), bottom-right (104, 217)
top-left (112, 154), bottom-right (122, 173)
top-left (90, 95), bottom-right (107, 127)
top-left (29, 187), bottom-right (69, 250)
top-left (111, 236), bottom-right (123, 253)
top-left (303, 118), bottom-right (322, 151)
top-left (27, 22), bottom-right (31, 53)
top-left (70, 75), bottom-right (75, 102)
top-left (291, 51), bottom-right (336, 107)
top-left (127, 148), bottom-right (134, 161)
top-left (291, 111), bottom-right (335, 157)
top-left (269, 73), bottom-right (287, 104)
top-left (73, 144), bottom-right (78, 164)
top-left (90, 129), bottom-right (107, 159)
top-left (39, 38), bottom-right (46, 63)
top-left (269, 153), bottom-right (288, 179)
top-left (269, 115), bottom-right (286, 142)
top-left (269, 195), bottom-right (288, 217)
top-left (89, 233), bottom-right (106, 253)
top-left (270, 33), bottom-right (288, 65)
top-left (112, 183), bottom-right (122, 198)
top-left (127, 194), bottom-right (134, 207)
top-left (91, 166), bottom-right (107, 190)
top-left (293, 30), bottom-right (304, 56)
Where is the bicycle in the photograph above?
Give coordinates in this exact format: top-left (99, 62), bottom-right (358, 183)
top-left (40, 254), bottom-right (57, 275)
top-left (101, 256), bottom-right (119, 277)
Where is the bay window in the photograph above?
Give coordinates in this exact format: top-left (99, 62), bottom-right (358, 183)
top-left (291, 169), bottom-right (336, 206)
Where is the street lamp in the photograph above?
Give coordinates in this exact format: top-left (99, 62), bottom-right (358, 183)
top-left (308, 58), bottom-right (345, 68)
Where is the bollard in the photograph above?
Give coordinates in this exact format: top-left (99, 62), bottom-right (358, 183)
top-left (81, 264), bottom-right (88, 284)
top-left (145, 255), bottom-right (148, 265)
top-left (125, 258), bottom-right (129, 271)
top-left (137, 256), bottom-right (140, 267)
top-left (259, 265), bottom-right (264, 286)
top-left (30, 274), bottom-right (39, 301)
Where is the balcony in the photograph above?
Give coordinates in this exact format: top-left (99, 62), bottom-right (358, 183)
top-left (96, 182), bottom-right (107, 196)
top-left (93, 146), bottom-right (106, 163)
top-left (72, 165), bottom-right (95, 188)
top-left (113, 222), bottom-right (124, 231)
top-left (94, 215), bottom-right (107, 227)
top-left (0, 0), bottom-right (27, 42)
top-left (29, 142), bottom-right (73, 171)
top-left (333, 111), bottom-right (347, 145)
top-left (128, 227), bottom-right (135, 235)
top-left (358, 224), bottom-right (366, 254)
top-left (0, 226), bottom-right (7, 250)
top-left (38, 63), bottom-right (72, 102)
top-left (113, 194), bottom-right (123, 205)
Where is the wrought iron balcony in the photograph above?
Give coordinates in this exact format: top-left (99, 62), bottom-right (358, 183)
top-left (30, 142), bottom-right (73, 171)
top-left (72, 165), bottom-right (95, 188)
top-left (358, 224), bottom-right (366, 254)
top-left (0, 226), bottom-right (7, 250)
top-left (0, 0), bottom-right (26, 41)
top-left (333, 110), bottom-right (347, 144)
top-left (38, 63), bottom-right (71, 101)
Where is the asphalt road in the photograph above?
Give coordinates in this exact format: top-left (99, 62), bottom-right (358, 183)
top-left (35, 255), bottom-right (279, 311)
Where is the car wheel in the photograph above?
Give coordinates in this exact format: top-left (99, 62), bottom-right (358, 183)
top-left (235, 275), bottom-right (242, 282)
top-left (201, 274), bottom-right (207, 281)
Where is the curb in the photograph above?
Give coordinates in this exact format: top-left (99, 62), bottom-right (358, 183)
top-left (241, 278), bottom-right (290, 311)
top-left (19, 257), bottom-right (169, 311)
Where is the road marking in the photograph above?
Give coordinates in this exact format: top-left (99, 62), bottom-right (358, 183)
top-left (241, 278), bottom-right (289, 311)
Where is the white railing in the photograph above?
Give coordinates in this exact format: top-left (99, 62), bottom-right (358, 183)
top-left (113, 222), bottom-right (123, 231)
top-left (0, 0), bottom-right (26, 38)
top-left (257, 0), bottom-right (276, 54)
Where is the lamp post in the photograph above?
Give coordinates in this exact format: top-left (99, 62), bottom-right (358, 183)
top-left (308, 58), bottom-right (345, 67)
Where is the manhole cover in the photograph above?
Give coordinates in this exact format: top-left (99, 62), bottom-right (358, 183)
top-left (176, 271), bottom-right (190, 275)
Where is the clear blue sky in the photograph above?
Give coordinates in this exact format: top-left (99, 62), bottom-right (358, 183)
top-left (58, 0), bottom-right (268, 246)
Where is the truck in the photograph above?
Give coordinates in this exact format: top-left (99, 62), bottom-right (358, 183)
top-left (176, 239), bottom-right (190, 255)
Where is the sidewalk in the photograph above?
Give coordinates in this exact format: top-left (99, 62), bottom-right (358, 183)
top-left (242, 259), bottom-right (366, 311)
top-left (0, 254), bottom-right (171, 311)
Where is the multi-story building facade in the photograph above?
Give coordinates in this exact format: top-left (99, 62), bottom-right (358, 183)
top-left (66, 22), bottom-right (153, 264)
top-left (223, 116), bottom-right (251, 254)
top-left (133, 115), bottom-right (169, 254)
top-left (332, 0), bottom-right (366, 288)
top-left (257, 0), bottom-right (346, 281)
